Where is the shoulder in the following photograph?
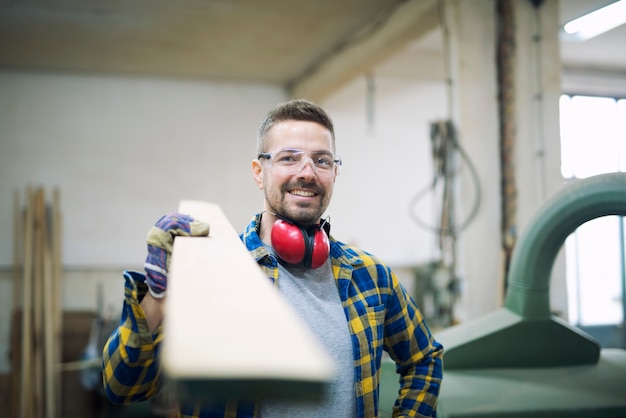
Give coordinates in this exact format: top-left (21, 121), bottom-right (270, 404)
top-left (330, 239), bottom-right (394, 284)
top-left (240, 214), bottom-right (264, 249)
top-left (330, 239), bottom-right (385, 266)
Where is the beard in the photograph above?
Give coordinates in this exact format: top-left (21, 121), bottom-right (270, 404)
top-left (265, 180), bottom-right (332, 226)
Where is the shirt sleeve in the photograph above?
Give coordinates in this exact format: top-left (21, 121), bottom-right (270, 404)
top-left (102, 270), bottom-right (164, 405)
top-left (385, 272), bottom-right (444, 417)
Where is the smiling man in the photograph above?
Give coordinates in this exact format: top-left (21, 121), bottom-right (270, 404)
top-left (102, 99), bottom-right (443, 417)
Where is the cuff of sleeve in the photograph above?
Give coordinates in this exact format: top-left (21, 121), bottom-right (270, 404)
top-left (118, 270), bottom-right (160, 365)
top-left (123, 270), bottom-right (149, 303)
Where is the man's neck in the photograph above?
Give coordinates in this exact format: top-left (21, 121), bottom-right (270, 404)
top-left (258, 210), bottom-right (278, 246)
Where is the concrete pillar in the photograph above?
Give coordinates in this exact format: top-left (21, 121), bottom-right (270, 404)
top-left (445, 0), bottom-right (565, 322)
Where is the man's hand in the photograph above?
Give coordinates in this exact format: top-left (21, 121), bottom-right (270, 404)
top-left (144, 212), bottom-right (210, 298)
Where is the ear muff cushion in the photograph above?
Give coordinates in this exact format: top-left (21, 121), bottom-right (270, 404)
top-left (271, 218), bottom-right (330, 269)
top-left (271, 219), bottom-right (306, 265)
top-left (309, 227), bottom-right (330, 269)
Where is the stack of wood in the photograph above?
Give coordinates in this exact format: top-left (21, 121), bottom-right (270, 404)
top-left (12, 186), bottom-right (63, 418)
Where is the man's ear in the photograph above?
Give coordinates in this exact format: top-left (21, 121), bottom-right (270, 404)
top-left (252, 159), bottom-right (264, 190)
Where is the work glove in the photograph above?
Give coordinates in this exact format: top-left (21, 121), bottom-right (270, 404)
top-left (144, 212), bottom-right (210, 298)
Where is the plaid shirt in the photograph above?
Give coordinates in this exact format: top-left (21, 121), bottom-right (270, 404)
top-left (103, 214), bottom-right (443, 417)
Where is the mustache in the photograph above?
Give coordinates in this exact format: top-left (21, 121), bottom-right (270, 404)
top-left (283, 180), bottom-right (323, 195)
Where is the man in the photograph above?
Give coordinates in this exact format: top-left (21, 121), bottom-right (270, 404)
top-left (103, 99), bottom-right (443, 417)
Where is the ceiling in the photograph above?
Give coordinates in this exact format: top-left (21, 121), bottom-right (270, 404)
top-left (1, 0), bottom-right (625, 100)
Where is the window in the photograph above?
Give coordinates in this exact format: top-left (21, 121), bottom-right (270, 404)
top-left (560, 95), bottom-right (626, 332)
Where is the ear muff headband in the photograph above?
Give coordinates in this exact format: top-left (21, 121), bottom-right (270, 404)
top-left (270, 217), bottom-right (330, 269)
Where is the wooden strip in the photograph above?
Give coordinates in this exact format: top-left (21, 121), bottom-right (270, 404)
top-left (19, 186), bottom-right (34, 418)
top-left (55, 358), bottom-right (102, 372)
top-left (11, 189), bottom-right (22, 418)
top-left (51, 188), bottom-right (63, 415)
top-left (43, 201), bottom-right (56, 418)
top-left (13, 189), bottom-right (21, 313)
top-left (33, 187), bottom-right (45, 418)
top-left (163, 201), bottom-right (334, 402)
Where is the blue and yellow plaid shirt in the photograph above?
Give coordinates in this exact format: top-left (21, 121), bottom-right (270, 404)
top-left (103, 214), bottom-right (443, 417)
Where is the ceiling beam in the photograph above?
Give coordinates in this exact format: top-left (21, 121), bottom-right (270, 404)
top-left (288, 0), bottom-right (440, 102)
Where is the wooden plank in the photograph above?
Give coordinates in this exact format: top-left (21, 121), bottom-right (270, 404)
top-left (32, 187), bottom-right (45, 418)
top-left (51, 188), bottom-right (63, 415)
top-left (19, 187), bottom-right (34, 418)
top-left (43, 201), bottom-right (56, 418)
top-left (163, 201), bottom-right (334, 402)
top-left (11, 189), bottom-right (22, 418)
top-left (12, 189), bottom-right (21, 313)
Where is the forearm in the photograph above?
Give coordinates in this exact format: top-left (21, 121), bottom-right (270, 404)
top-left (396, 342), bottom-right (443, 417)
top-left (141, 291), bottom-right (165, 333)
top-left (102, 270), bottom-right (163, 404)
top-left (102, 327), bottom-right (161, 404)
top-left (389, 277), bottom-right (444, 416)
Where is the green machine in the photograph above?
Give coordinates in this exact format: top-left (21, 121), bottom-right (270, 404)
top-left (380, 172), bottom-right (626, 417)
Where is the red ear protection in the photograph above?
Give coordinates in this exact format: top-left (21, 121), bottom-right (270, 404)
top-left (270, 217), bottom-right (330, 269)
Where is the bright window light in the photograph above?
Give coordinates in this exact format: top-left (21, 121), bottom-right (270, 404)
top-left (560, 94), bottom-right (626, 327)
top-left (563, 0), bottom-right (626, 41)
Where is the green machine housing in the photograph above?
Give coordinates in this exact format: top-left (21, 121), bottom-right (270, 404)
top-left (380, 173), bottom-right (626, 417)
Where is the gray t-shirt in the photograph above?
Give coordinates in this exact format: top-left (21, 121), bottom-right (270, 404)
top-left (259, 255), bottom-right (356, 417)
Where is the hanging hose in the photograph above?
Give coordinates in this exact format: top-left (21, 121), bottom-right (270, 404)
top-left (408, 120), bottom-right (482, 238)
top-left (505, 172), bottom-right (626, 319)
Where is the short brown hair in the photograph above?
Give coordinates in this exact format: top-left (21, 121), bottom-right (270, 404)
top-left (257, 99), bottom-right (335, 154)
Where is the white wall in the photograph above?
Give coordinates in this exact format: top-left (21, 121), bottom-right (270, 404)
top-left (0, 72), bottom-right (285, 268)
top-left (323, 76), bottom-right (447, 266)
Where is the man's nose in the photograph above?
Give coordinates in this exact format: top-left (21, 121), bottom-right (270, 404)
top-left (296, 156), bottom-right (318, 176)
